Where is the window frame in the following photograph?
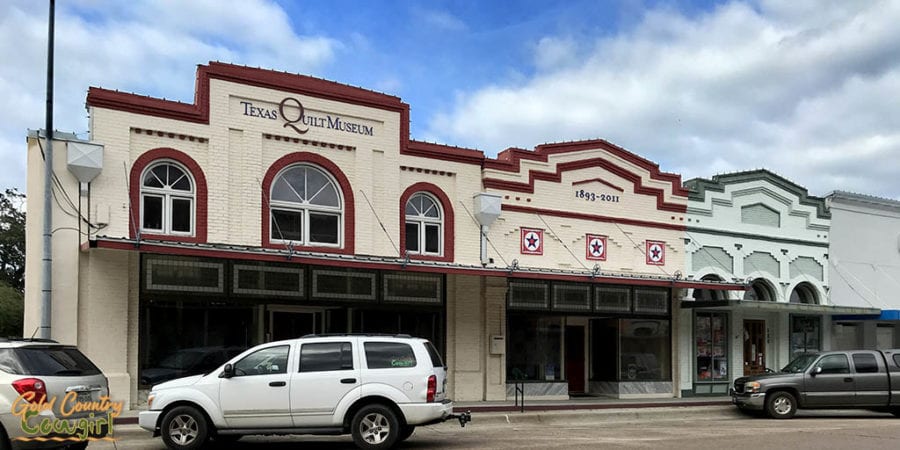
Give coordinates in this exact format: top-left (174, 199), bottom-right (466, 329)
top-left (139, 160), bottom-right (196, 237)
top-left (404, 192), bottom-right (444, 257)
top-left (268, 164), bottom-right (344, 248)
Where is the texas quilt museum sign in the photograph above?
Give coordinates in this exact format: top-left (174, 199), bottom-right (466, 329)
top-left (240, 97), bottom-right (375, 137)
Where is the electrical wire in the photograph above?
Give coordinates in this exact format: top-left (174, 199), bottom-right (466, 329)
top-left (359, 189), bottom-right (399, 254)
top-left (612, 222), bottom-right (672, 277)
top-left (536, 214), bottom-right (589, 270)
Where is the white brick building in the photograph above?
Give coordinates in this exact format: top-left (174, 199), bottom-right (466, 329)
top-left (25, 62), bottom-right (737, 409)
top-left (679, 170), bottom-right (877, 396)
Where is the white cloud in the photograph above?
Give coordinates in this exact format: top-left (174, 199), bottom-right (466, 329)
top-left (0, 0), bottom-right (340, 195)
top-left (427, 1), bottom-right (900, 198)
top-left (414, 8), bottom-right (467, 32)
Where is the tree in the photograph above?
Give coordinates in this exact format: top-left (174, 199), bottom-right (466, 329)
top-left (0, 281), bottom-right (23, 337)
top-left (0, 188), bottom-right (25, 292)
top-left (0, 188), bottom-right (24, 337)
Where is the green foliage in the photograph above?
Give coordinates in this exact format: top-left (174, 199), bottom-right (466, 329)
top-left (0, 280), bottom-right (23, 337)
top-left (0, 188), bottom-right (25, 291)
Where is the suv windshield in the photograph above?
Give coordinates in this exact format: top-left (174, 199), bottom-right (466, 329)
top-left (0, 346), bottom-right (102, 376)
top-left (781, 353), bottom-right (819, 373)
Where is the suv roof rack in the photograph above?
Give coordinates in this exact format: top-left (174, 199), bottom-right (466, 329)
top-left (300, 333), bottom-right (414, 339)
top-left (0, 337), bottom-right (60, 343)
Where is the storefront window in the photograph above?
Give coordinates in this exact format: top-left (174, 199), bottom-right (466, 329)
top-left (620, 319), bottom-right (671, 381)
top-left (790, 315), bottom-right (821, 357)
top-left (695, 313), bottom-right (728, 382)
top-left (507, 314), bottom-right (562, 381)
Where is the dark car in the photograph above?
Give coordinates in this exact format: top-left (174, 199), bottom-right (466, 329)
top-left (141, 346), bottom-right (244, 386)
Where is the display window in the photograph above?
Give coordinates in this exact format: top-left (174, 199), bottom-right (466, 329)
top-left (695, 312), bottom-right (728, 382)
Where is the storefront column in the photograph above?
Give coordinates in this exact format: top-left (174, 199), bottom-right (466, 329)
top-left (484, 276), bottom-right (507, 401)
top-left (447, 274), bottom-right (486, 401)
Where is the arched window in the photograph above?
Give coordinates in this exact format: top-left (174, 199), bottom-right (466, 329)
top-left (744, 279), bottom-right (776, 302)
top-left (692, 274), bottom-right (727, 301)
top-left (141, 161), bottom-right (194, 235)
top-left (269, 164), bottom-right (342, 246)
top-left (404, 193), bottom-right (443, 256)
top-left (790, 283), bottom-right (819, 304)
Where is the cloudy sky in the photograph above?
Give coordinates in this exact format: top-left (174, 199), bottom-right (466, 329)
top-left (2, 0), bottom-right (899, 199)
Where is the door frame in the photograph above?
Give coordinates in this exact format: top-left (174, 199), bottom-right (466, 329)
top-left (565, 318), bottom-right (588, 394)
top-left (743, 319), bottom-right (766, 376)
top-left (267, 305), bottom-right (324, 341)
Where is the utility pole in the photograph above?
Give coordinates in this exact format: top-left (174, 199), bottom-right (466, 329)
top-left (40, 0), bottom-right (56, 339)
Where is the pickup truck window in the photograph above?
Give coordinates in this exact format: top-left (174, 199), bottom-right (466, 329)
top-left (851, 353), bottom-right (879, 373)
top-left (815, 354), bottom-right (850, 374)
top-left (781, 354), bottom-right (818, 373)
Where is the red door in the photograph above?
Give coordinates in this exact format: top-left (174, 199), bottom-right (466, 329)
top-left (565, 326), bottom-right (585, 394)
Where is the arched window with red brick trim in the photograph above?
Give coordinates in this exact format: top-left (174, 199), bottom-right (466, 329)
top-left (140, 160), bottom-right (195, 236)
top-left (269, 163), bottom-right (343, 247)
top-left (405, 192), bottom-right (443, 256)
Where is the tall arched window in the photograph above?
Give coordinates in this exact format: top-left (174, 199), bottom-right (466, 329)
top-left (743, 279), bottom-right (776, 301)
top-left (790, 283), bottom-right (819, 304)
top-left (269, 164), bottom-right (342, 246)
top-left (405, 192), bottom-right (443, 256)
top-left (141, 161), bottom-right (194, 235)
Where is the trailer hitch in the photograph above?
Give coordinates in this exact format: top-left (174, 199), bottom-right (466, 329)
top-left (447, 410), bottom-right (472, 427)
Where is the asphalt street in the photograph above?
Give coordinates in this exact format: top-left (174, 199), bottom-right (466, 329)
top-left (88, 408), bottom-right (900, 450)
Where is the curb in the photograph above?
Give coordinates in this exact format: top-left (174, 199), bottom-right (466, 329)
top-left (113, 402), bottom-right (739, 427)
top-left (464, 405), bottom-right (741, 426)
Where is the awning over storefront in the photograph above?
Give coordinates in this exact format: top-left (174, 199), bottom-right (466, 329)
top-left (833, 309), bottom-right (900, 321)
top-left (88, 236), bottom-right (746, 291)
top-left (680, 299), bottom-right (881, 316)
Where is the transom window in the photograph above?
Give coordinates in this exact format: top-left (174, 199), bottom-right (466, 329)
top-left (269, 164), bottom-right (342, 246)
top-left (140, 161), bottom-right (194, 235)
top-left (405, 192), bottom-right (442, 256)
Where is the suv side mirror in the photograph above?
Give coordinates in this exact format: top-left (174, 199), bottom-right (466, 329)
top-left (220, 363), bottom-right (235, 379)
top-left (810, 366), bottom-right (822, 377)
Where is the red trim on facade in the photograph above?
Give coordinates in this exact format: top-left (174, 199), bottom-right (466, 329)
top-left (261, 152), bottom-right (355, 255)
top-left (502, 204), bottom-right (686, 231)
top-left (129, 148), bottom-right (208, 243)
top-left (398, 183), bottom-right (455, 262)
top-left (572, 178), bottom-right (625, 192)
top-left (405, 140), bottom-right (485, 166)
top-left (485, 157), bottom-right (687, 213)
top-left (92, 238), bottom-right (742, 289)
top-left (485, 140), bottom-right (688, 197)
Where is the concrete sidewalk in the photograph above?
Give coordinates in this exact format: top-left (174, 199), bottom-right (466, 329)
top-left (111, 396), bottom-right (737, 436)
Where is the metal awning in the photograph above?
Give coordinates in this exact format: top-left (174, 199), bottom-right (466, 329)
top-left (88, 236), bottom-right (747, 290)
top-left (680, 299), bottom-right (881, 316)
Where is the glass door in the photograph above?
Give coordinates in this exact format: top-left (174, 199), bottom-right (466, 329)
top-left (268, 307), bottom-right (321, 341)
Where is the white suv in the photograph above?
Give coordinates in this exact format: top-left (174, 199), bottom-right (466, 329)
top-left (139, 334), bottom-right (470, 450)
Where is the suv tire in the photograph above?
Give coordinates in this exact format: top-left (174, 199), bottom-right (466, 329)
top-left (397, 425), bottom-right (415, 442)
top-left (0, 425), bottom-right (10, 450)
top-left (351, 404), bottom-right (400, 450)
top-left (161, 406), bottom-right (210, 450)
top-left (765, 391), bottom-right (797, 419)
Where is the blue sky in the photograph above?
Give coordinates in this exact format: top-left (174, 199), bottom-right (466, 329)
top-left (2, 0), bottom-right (899, 199)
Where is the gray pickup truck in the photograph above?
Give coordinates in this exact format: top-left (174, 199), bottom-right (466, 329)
top-left (731, 349), bottom-right (900, 419)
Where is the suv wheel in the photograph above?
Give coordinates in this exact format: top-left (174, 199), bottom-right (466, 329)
top-left (765, 391), bottom-right (797, 419)
top-left (397, 425), bottom-right (415, 442)
top-left (161, 406), bottom-right (209, 450)
top-left (351, 404), bottom-right (400, 450)
top-left (0, 425), bottom-right (10, 450)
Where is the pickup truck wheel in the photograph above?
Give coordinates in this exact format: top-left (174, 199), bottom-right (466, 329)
top-left (161, 406), bottom-right (209, 450)
top-left (351, 404), bottom-right (399, 450)
top-left (765, 391), bottom-right (797, 419)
